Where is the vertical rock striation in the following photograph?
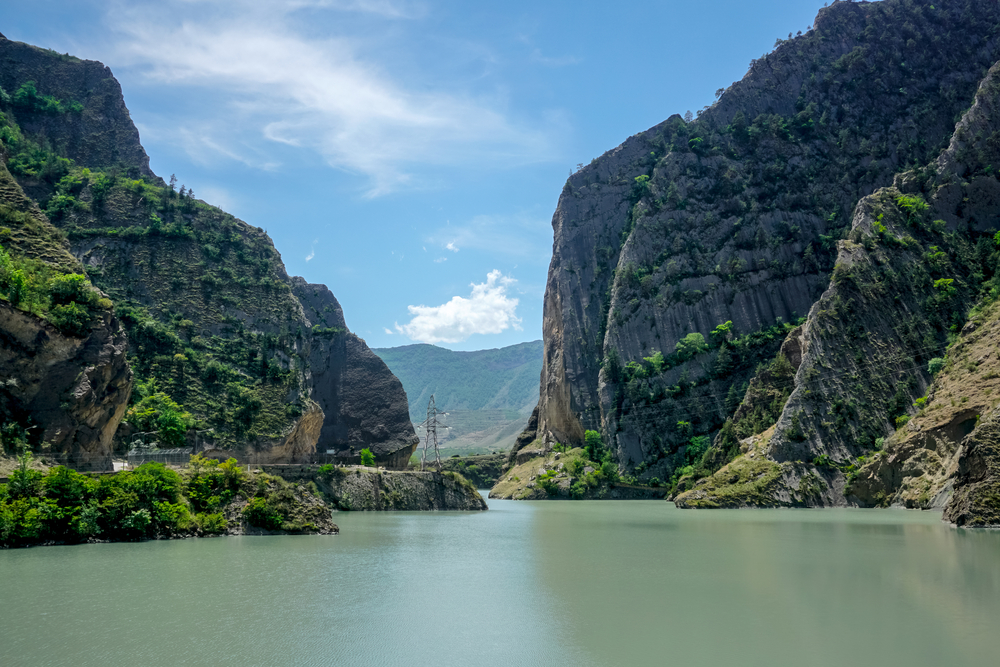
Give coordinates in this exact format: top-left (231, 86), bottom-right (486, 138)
top-left (523, 0), bottom-right (1000, 489)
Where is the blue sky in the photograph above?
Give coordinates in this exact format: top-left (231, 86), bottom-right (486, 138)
top-left (1, 0), bottom-right (827, 351)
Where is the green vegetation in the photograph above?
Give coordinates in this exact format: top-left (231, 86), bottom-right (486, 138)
top-left (0, 242), bottom-right (110, 335)
top-left (674, 457), bottom-right (785, 509)
top-left (9, 81), bottom-right (83, 115)
top-left (0, 453), bottom-right (326, 547)
top-left (124, 390), bottom-right (195, 448)
top-left (0, 102), bottom-right (314, 446)
top-left (360, 448), bottom-right (376, 467)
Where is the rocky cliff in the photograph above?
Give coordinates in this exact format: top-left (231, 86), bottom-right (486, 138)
top-left (522, 0), bottom-right (1000, 503)
top-left (0, 34), bottom-right (416, 468)
top-left (676, 53), bottom-right (1000, 519)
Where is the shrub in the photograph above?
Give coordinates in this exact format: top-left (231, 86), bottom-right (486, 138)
top-left (360, 448), bottom-right (376, 467)
top-left (7, 452), bottom-right (43, 499)
top-left (48, 301), bottom-right (92, 336)
top-left (928, 357), bottom-right (945, 375)
top-left (126, 392), bottom-right (194, 444)
top-left (675, 332), bottom-right (708, 360)
top-left (48, 273), bottom-right (94, 307)
top-left (242, 496), bottom-right (283, 530)
top-left (196, 512), bottom-right (228, 534)
top-left (584, 430), bottom-right (606, 463)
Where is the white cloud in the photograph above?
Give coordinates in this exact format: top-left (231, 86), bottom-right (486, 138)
top-left (383, 327), bottom-right (394, 334)
top-left (433, 257), bottom-right (447, 263)
top-left (305, 239), bottom-right (318, 261)
top-left (396, 270), bottom-right (521, 344)
top-left (445, 241), bottom-right (459, 252)
top-left (103, 0), bottom-right (558, 196)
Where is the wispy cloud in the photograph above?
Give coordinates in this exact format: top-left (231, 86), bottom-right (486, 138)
top-left (395, 270), bottom-right (521, 344)
top-left (529, 48), bottom-right (580, 67)
top-left (305, 239), bottom-right (318, 261)
top-left (102, 0), bottom-right (559, 196)
top-left (429, 212), bottom-right (551, 263)
top-left (433, 257), bottom-right (447, 263)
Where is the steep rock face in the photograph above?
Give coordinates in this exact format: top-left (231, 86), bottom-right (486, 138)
top-left (0, 301), bottom-right (132, 468)
top-left (0, 35), bottom-right (155, 180)
top-left (291, 279), bottom-right (419, 468)
top-left (679, 58), bottom-right (1000, 507)
top-left (0, 36), bottom-right (417, 468)
top-left (850, 300), bottom-right (1000, 509)
top-left (525, 0), bottom-right (1000, 483)
top-left (943, 407), bottom-right (1000, 526)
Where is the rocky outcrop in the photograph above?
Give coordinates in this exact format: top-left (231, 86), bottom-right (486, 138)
top-left (850, 301), bottom-right (1000, 510)
top-left (527, 0), bottom-right (1000, 485)
top-left (489, 448), bottom-right (667, 500)
top-left (0, 301), bottom-right (132, 468)
top-left (291, 279), bottom-right (418, 468)
top-left (439, 453), bottom-right (507, 488)
top-left (943, 407), bottom-right (1000, 527)
top-left (285, 467), bottom-right (487, 511)
top-left (0, 34), bottom-right (156, 180)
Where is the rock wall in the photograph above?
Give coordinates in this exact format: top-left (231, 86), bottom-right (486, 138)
top-left (524, 0), bottom-right (1000, 484)
top-left (0, 301), bottom-right (132, 468)
top-left (943, 407), bottom-right (1000, 526)
top-left (263, 465), bottom-right (487, 511)
top-left (678, 58), bottom-right (1000, 509)
top-left (0, 34), bottom-right (156, 181)
top-left (291, 279), bottom-right (419, 468)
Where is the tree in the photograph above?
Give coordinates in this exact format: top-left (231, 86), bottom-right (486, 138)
top-left (584, 430), bottom-right (606, 463)
top-left (675, 332), bottom-right (708, 360)
top-left (360, 448), bottom-right (376, 467)
top-left (684, 110), bottom-right (694, 123)
top-left (169, 174), bottom-right (177, 193)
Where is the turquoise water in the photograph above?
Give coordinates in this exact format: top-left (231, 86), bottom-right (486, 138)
top-left (1, 497), bottom-right (998, 666)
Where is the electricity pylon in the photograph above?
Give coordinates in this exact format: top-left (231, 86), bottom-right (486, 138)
top-left (421, 394), bottom-right (442, 472)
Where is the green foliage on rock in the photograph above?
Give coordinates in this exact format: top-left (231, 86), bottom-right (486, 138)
top-left (0, 454), bottom-right (331, 547)
top-left (0, 242), bottom-right (108, 335)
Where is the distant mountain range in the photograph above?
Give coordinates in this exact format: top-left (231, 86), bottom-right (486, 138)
top-left (373, 341), bottom-right (542, 454)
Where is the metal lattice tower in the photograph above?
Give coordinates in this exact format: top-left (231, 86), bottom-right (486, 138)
top-left (421, 395), bottom-right (442, 472)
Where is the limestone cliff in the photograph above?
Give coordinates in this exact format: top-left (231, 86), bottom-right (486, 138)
top-left (524, 0), bottom-right (1000, 490)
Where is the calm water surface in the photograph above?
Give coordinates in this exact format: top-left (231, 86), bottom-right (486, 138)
top-left (2, 496), bottom-right (998, 666)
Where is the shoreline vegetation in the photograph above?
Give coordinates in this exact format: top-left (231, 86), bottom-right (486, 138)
top-left (0, 453), bottom-right (485, 549)
top-left (0, 453), bottom-right (337, 548)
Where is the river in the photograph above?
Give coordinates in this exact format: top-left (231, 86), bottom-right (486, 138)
top-left (2, 496), bottom-right (998, 666)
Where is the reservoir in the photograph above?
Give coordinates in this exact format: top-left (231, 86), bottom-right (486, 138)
top-left (2, 496), bottom-right (998, 666)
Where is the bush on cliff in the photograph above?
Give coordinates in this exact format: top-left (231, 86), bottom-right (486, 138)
top-left (0, 242), bottom-right (108, 336)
